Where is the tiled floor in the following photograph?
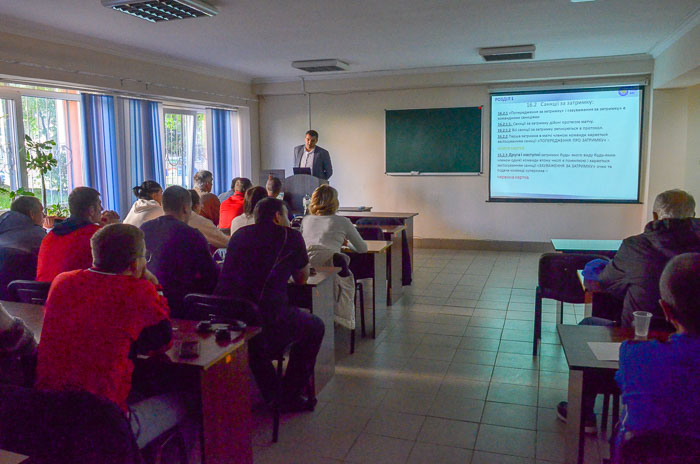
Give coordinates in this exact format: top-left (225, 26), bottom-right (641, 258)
top-left (252, 248), bottom-right (611, 463)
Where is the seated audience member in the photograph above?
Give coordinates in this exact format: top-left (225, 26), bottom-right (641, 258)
top-left (0, 301), bottom-right (37, 387)
top-left (35, 223), bottom-right (189, 449)
top-left (266, 176), bottom-right (282, 198)
top-left (36, 187), bottom-right (118, 282)
top-left (215, 198), bottom-right (324, 411)
top-left (123, 180), bottom-right (163, 228)
top-left (193, 170), bottom-right (220, 226)
top-left (219, 177), bottom-right (252, 230)
top-left (0, 195), bottom-right (46, 256)
top-left (141, 186), bottom-right (217, 319)
top-left (187, 189), bottom-right (230, 250)
top-left (301, 185), bottom-right (367, 329)
top-left (613, 253), bottom-right (700, 457)
top-left (229, 186), bottom-right (267, 234)
top-left (557, 189), bottom-right (700, 431)
top-left (598, 189), bottom-right (700, 328)
top-left (218, 177), bottom-right (239, 203)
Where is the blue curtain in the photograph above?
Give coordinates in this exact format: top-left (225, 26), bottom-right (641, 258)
top-left (81, 94), bottom-right (121, 215)
top-left (128, 99), bottom-right (165, 188)
top-left (210, 109), bottom-right (234, 195)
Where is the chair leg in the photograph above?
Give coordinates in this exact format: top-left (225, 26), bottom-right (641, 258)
top-left (273, 355), bottom-right (284, 443)
top-left (602, 393), bottom-right (610, 430)
top-left (533, 287), bottom-right (542, 356)
top-left (557, 300), bottom-right (564, 324)
top-left (350, 328), bottom-right (355, 354)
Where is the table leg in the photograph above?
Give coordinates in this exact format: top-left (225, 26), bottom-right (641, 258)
top-left (311, 276), bottom-right (336, 393)
top-left (566, 369), bottom-right (584, 464)
top-left (200, 343), bottom-right (253, 464)
top-left (387, 231), bottom-right (403, 305)
top-left (403, 218), bottom-right (414, 286)
top-left (373, 252), bottom-right (387, 338)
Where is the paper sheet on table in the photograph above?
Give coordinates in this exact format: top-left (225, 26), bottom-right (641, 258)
top-left (587, 342), bottom-right (622, 361)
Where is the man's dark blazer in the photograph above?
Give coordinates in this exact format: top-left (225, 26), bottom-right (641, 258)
top-left (293, 145), bottom-right (333, 180)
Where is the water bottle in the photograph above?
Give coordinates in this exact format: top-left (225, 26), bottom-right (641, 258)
top-left (303, 194), bottom-right (311, 214)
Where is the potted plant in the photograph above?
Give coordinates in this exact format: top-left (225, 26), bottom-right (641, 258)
top-left (44, 203), bottom-right (70, 229)
top-left (24, 134), bottom-right (57, 208)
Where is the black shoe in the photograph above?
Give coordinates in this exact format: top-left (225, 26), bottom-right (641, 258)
top-left (556, 401), bottom-right (597, 434)
top-left (280, 394), bottom-right (316, 413)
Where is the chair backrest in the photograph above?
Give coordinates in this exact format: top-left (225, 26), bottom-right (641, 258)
top-left (619, 431), bottom-right (700, 464)
top-left (356, 225), bottom-right (384, 241)
top-left (0, 384), bottom-right (143, 464)
top-left (0, 248), bottom-right (38, 301)
top-left (8, 280), bottom-right (51, 305)
top-left (183, 293), bottom-right (260, 325)
top-left (538, 253), bottom-right (610, 303)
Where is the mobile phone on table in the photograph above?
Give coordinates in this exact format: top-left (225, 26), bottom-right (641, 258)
top-left (178, 340), bottom-right (200, 358)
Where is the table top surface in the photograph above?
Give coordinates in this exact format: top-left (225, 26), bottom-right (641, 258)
top-left (551, 239), bottom-right (623, 252)
top-left (0, 450), bottom-right (28, 464)
top-left (293, 267), bottom-right (338, 287)
top-left (344, 240), bottom-right (392, 254)
top-left (338, 211), bottom-right (418, 219)
top-left (557, 324), bottom-right (670, 371)
top-left (338, 206), bottom-right (372, 212)
top-left (1, 300), bottom-right (261, 371)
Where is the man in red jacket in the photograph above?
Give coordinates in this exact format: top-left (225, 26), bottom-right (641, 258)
top-left (36, 187), bottom-right (118, 282)
top-left (218, 177), bottom-right (251, 230)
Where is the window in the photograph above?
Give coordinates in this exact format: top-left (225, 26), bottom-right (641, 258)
top-left (163, 109), bottom-right (207, 187)
top-left (0, 85), bottom-right (83, 209)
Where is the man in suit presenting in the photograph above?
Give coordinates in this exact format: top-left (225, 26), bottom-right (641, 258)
top-left (294, 130), bottom-right (333, 181)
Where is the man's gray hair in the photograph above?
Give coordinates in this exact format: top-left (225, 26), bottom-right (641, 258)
top-left (653, 189), bottom-right (696, 220)
top-left (193, 170), bottom-right (213, 189)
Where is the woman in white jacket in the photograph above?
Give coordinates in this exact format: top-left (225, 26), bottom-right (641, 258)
top-left (123, 180), bottom-right (164, 227)
top-left (229, 186), bottom-right (268, 235)
top-left (301, 185), bottom-right (368, 330)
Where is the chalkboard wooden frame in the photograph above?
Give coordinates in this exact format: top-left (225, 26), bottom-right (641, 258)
top-left (385, 106), bottom-right (483, 176)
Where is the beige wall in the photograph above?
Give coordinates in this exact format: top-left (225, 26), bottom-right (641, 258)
top-left (259, 74), bottom-right (653, 242)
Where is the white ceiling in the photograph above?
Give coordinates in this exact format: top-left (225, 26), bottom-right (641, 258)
top-left (0, 0), bottom-right (698, 82)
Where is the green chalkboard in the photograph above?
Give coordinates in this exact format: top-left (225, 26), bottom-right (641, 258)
top-left (385, 106), bottom-right (482, 174)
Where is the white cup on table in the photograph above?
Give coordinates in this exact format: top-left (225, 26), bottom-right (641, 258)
top-left (633, 311), bottom-right (653, 338)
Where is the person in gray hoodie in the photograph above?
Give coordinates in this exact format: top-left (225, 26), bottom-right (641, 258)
top-left (0, 195), bottom-right (46, 256)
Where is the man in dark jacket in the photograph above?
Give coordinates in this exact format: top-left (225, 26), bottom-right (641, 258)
top-left (0, 196), bottom-right (45, 255)
top-left (599, 189), bottom-right (700, 328)
top-left (141, 186), bottom-right (217, 319)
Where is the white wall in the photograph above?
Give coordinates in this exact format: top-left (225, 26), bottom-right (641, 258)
top-left (259, 79), bottom-right (649, 242)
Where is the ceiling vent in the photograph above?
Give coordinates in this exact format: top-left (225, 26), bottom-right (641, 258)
top-left (292, 59), bottom-right (350, 73)
top-left (102, 0), bottom-right (217, 22)
top-left (478, 45), bottom-right (535, 62)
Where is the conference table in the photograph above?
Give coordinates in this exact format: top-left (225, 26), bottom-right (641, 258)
top-left (551, 239), bottom-right (622, 257)
top-left (2, 300), bottom-right (260, 464)
top-left (344, 240), bottom-right (392, 338)
top-left (339, 211), bottom-right (418, 285)
top-left (287, 267), bottom-right (338, 392)
top-left (558, 324), bottom-right (670, 464)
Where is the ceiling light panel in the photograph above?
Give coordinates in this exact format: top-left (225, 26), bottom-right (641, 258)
top-left (102, 0), bottom-right (218, 22)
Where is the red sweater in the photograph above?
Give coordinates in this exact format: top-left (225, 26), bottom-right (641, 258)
top-left (35, 269), bottom-right (170, 411)
top-left (219, 191), bottom-right (245, 229)
top-left (36, 222), bottom-right (100, 282)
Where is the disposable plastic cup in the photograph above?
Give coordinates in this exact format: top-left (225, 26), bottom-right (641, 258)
top-left (633, 311), bottom-right (653, 338)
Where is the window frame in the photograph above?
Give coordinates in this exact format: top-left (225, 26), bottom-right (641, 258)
top-left (162, 105), bottom-right (208, 188)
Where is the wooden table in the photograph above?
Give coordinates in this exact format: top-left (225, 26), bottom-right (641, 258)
top-left (0, 450), bottom-right (29, 463)
top-left (551, 239), bottom-right (622, 257)
top-left (339, 211), bottom-right (418, 285)
top-left (356, 224), bottom-right (404, 305)
top-left (557, 324), bottom-right (669, 464)
top-left (343, 240), bottom-right (392, 338)
top-left (287, 268), bottom-right (338, 393)
top-left (1, 301), bottom-right (260, 464)
top-left (338, 206), bottom-right (372, 212)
